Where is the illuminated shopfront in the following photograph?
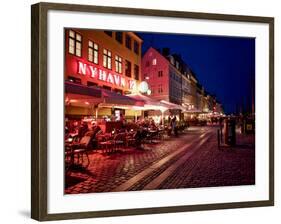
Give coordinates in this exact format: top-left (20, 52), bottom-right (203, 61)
top-left (64, 29), bottom-right (143, 120)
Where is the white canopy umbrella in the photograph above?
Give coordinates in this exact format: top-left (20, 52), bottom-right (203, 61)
top-left (126, 93), bottom-right (168, 112)
top-left (160, 100), bottom-right (185, 110)
top-left (127, 93), bottom-right (171, 123)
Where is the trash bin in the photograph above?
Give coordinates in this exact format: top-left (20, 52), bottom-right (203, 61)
top-left (223, 118), bottom-right (236, 146)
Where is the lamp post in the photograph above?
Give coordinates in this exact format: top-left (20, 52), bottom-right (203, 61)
top-left (160, 109), bottom-right (165, 125)
top-left (95, 104), bottom-right (99, 120)
top-left (135, 111), bottom-right (138, 122)
top-left (139, 81), bottom-right (149, 94)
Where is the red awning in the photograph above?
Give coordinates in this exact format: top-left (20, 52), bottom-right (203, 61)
top-left (65, 82), bottom-right (144, 107)
top-left (101, 89), bottom-right (144, 106)
top-left (65, 81), bottom-right (101, 98)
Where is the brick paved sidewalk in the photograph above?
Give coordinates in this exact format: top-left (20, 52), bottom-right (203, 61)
top-left (158, 132), bottom-right (255, 189)
top-left (65, 128), bottom-right (207, 194)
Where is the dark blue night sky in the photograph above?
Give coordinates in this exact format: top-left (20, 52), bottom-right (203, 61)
top-left (136, 32), bottom-right (255, 114)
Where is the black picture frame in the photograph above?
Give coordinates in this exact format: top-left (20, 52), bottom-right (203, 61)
top-left (31, 2), bottom-right (274, 221)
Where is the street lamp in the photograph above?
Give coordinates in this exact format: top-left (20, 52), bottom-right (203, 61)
top-left (139, 81), bottom-right (149, 94)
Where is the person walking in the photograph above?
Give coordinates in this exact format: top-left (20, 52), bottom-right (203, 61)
top-left (171, 116), bottom-right (178, 137)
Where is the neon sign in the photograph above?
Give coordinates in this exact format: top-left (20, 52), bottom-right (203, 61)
top-left (77, 61), bottom-right (136, 90)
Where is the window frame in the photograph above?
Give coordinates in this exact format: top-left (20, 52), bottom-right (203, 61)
top-left (158, 84), bottom-right (163, 93)
top-left (125, 60), bottom-right (132, 77)
top-left (104, 31), bottom-right (113, 37)
top-left (125, 34), bottom-right (132, 50)
top-left (115, 32), bottom-right (123, 44)
top-left (68, 29), bottom-right (82, 57)
top-left (87, 81), bottom-right (99, 87)
top-left (133, 40), bottom-right (139, 55)
top-left (88, 40), bottom-right (99, 64)
top-left (103, 48), bottom-right (112, 70)
top-left (134, 64), bottom-right (139, 80)
top-left (115, 55), bottom-right (122, 74)
top-left (158, 70), bottom-right (163, 77)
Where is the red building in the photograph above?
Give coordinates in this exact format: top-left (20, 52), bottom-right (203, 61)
top-left (141, 47), bottom-right (182, 105)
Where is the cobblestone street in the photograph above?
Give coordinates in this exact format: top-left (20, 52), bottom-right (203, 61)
top-left (65, 126), bottom-right (255, 194)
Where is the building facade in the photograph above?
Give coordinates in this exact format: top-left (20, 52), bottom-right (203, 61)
top-left (64, 29), bottom-right (143, 118)
top-left (65, 29), bottom-right (143, 94)
top-left (141, 47), bottom-right (223, 120)
top-left (141, 47), bottom-right (184, 105)
top-left (141, 47), bottom-right (170, 102)
top-left (181, 72), bottom-right (192, 107)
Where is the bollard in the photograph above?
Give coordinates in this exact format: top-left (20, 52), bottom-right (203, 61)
top-left (217, 129), bottom-right (220, 150)
top-left (220, 125), bottom-right (223, 142)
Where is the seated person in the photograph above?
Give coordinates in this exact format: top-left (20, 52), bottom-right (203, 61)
top-left (89, 121), bottom-right (102, 148)
top-left (78, 122), bottom-right (88, 139)
top-left (91, 121), bottom-right (101, 135)
top-left (149, 119), bottom-right (157, 130)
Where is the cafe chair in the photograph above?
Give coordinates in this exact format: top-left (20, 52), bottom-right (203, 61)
top-left (65, 135), bottom-right (91, 170)
top-left (126, 132), bottom-right (137, 147)
top-left (114, 132), bottom-right (126, 152)
top-left (98, 135), bottom-right (115, 154)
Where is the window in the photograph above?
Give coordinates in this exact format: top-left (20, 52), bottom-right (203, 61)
top-left (134, 40), bottom-right (139, 55)
top-left (114, 89), bottom-right (123, 95)
top-left (158, 84), bottom-right (163, 93)
top-left (115, 32), bottom-right (123, 44)
top-left (134, 65), bottom-right (139, 80)
top-left (103, 85), bottom-right (111, 91)
top-left (68, 30), bottom-right (82, 57)
top-left (104, 31), bottom-right (112, 37)
top-left (152, 58), bottom-right (157, 65)
top-left (158, 70), bottom-right (163, 77)
top-left (145, 61), bottom-right (150, 67)
top-left (115, 55), bottom-right (122, 74)
top-left (87, 81), bottom-right (98, 87)
top-left (103, 49), bottom-right (112, 69)
top-left (144, 73), bottom-right (149, 80)
top-left (68, 76), bottom-right (81, 84)
top-left (88, 40), bottom-right (98, 64)
top-left (125, 34), bottom-right (131, 49)
top-left (125, 60), bottom-right (131, 77)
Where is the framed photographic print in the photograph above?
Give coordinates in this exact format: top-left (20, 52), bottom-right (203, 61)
top-left (31, 2), bottom-right (274, 221)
